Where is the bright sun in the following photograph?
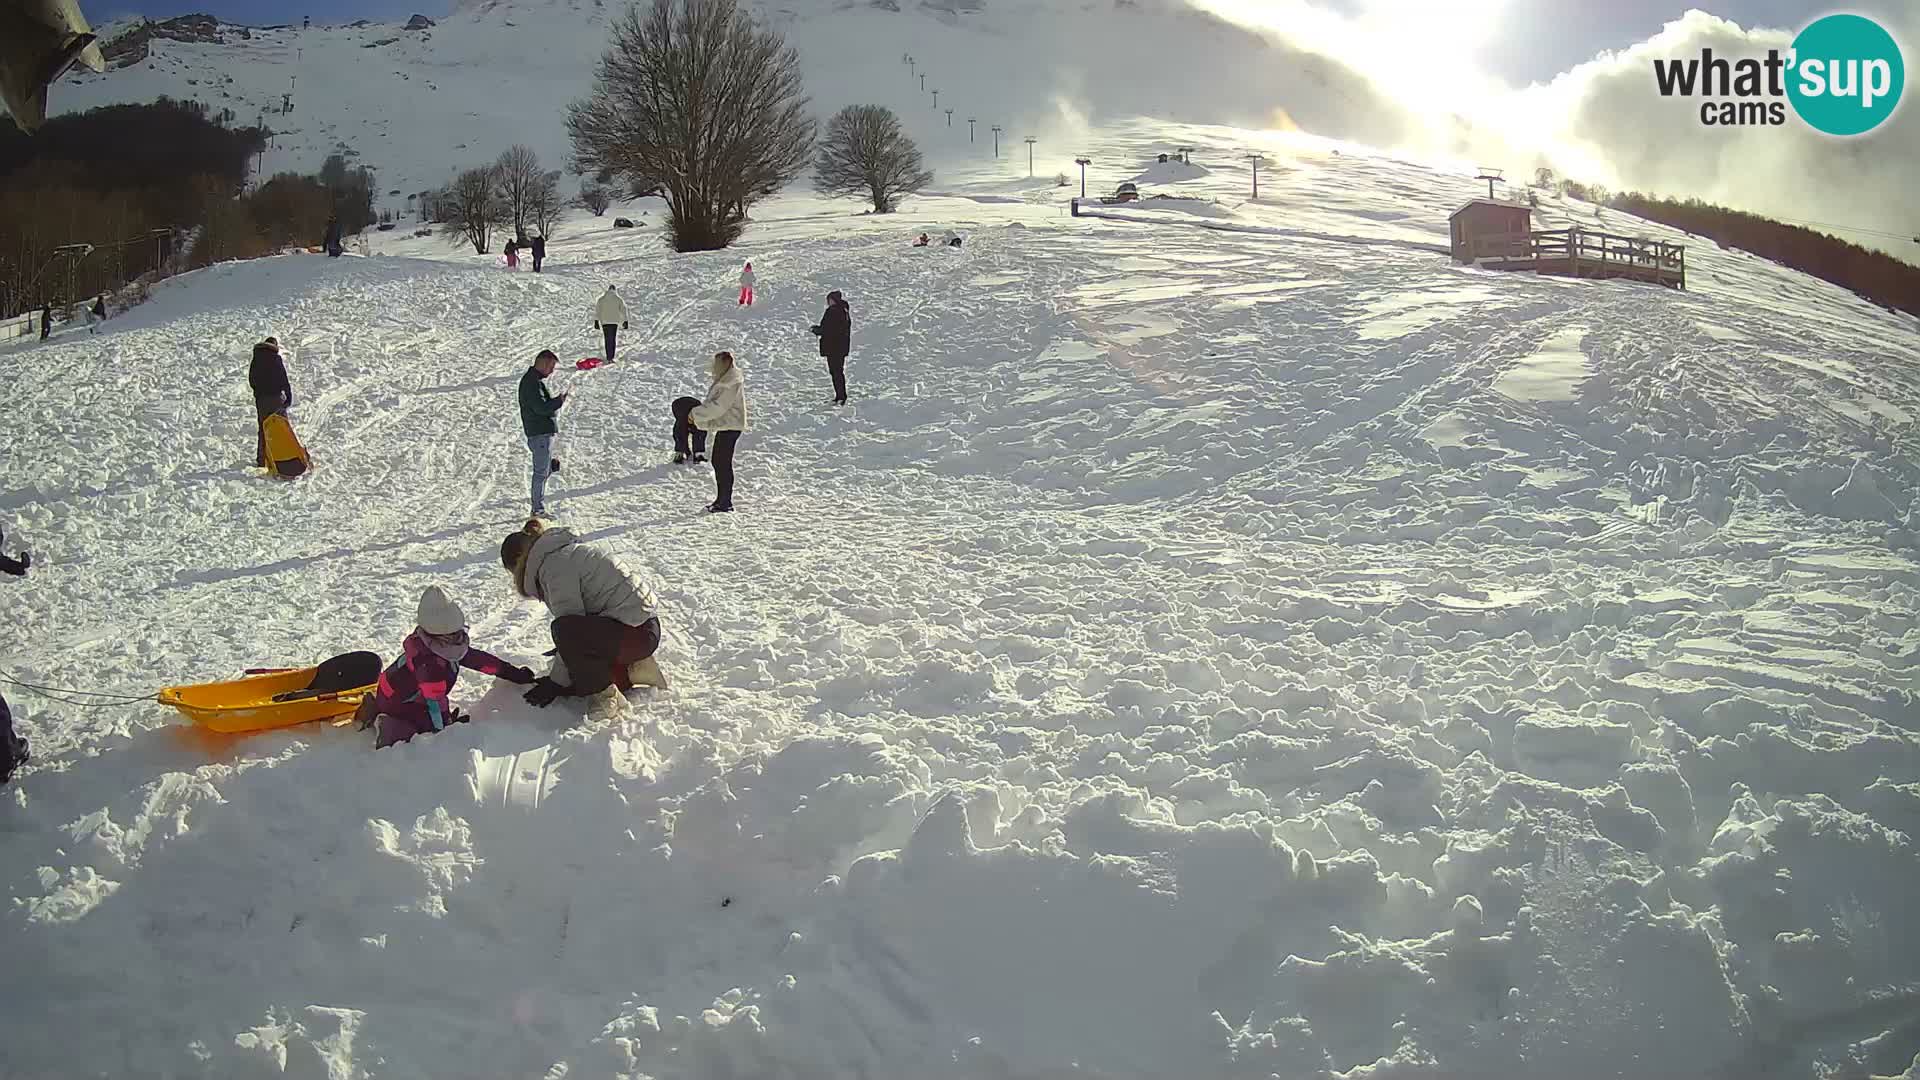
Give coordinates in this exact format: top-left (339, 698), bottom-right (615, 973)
top-left (1187, 0), bottom-right (1515, 115)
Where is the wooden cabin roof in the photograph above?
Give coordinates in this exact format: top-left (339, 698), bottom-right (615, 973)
top-left (1450, 197), bottom-right (1533, 219)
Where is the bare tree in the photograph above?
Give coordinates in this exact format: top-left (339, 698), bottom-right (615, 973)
top-left (567, 0), bottom-right (816, 252)
top-left (495, 144), bottom-right (544, 241)
top-left (813, 105), bottom-right (931, 214)
top-left (440, 167), bottom-right (507, 255)
top-left (579, 184), bottom-right (613, 216)
top-left (527, 169), bottom-right (565, 238)
top-left (1534, 166), bottom-right (1555, 189)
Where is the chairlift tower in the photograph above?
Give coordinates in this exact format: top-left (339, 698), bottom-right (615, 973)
top-left (991, 125), bottom-right (1002, 157)
top-left (1074, 157), bottom-right (1092, 198)
top-left (1475, 166), bottom-right (1504, 201)
top-left (945, 108), bottom-right (954, 127)
top-left (1025, 136), bottom-right (1037, 177)
top-left (1247, 152), bottom-right (1266, 198)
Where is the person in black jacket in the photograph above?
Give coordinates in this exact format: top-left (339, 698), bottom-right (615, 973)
top-left (1, 526), bottom-right (29, 786)
top-left (324, 216), bottom-right (343, 257)
top-left (249, 337), bottom-right (293, 467)
top-left (39, 298), bottom-right (51, 341)
top-left (529, 235), bottom-right (546, 273)
top-left (810, 290), bottom-right (853, 406)
top-left (671, 395), bottom-right (706, 464)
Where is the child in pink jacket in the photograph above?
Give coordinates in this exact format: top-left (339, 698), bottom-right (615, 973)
top-left (359, 585), bottom-right (535, 748)
top-left (738, 262), bottom-right (755, 306)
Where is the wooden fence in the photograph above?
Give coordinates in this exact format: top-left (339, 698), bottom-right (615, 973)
top-left (1464, 227), bottom-right (1685, 289)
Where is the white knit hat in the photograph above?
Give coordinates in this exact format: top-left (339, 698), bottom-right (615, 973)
top-left (416, 584), bottom-right (466, 635)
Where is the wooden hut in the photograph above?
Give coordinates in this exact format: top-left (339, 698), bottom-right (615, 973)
top-left (1449, 198), bottom-right (1686, 289)
top-left (1449, 199), bottom-right (1534, 265)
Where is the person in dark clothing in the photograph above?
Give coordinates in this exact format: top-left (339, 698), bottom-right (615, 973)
top-left (87, 295), bottom-right (106, 333)
top-left (504, 238), bottom-right (520, 270)
top-left (248, 336), bottom-right (293, 467)
top-left (529, 235), bottom-right (546, 273)
top-left (324, 216), bottom-right (343, 257)
top-left (1, 526), bottom-right (30, 786)
top-left (39, 299), bottom-right (51, 340)
top-left (810, 290), bottom-right (853, 405)
top-left (671, 396), bottom-right (707, 465)
top-left (518, 349), bottom-right (567, 516)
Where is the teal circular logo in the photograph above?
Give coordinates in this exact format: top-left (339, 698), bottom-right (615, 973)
top-left (1787, 14), bottom-right (1905, 136)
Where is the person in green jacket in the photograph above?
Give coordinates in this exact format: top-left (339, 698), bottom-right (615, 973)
top-left (518, 349), bottom-right (567, 516)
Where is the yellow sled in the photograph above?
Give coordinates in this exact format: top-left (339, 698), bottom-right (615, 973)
top-left (262, 413), bottom-right (310, 479)
top-left (159, 652), bottom-right (380, 733)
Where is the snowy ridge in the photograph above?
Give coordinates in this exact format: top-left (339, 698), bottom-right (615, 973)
top-left (52, 0), bottom-right (1416, 217)
top-left (3, 119), bottom-right (1919, 1077)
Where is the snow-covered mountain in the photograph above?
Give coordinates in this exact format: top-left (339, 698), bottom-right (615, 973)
top-left (56, 0), bottom-right (1419, 211)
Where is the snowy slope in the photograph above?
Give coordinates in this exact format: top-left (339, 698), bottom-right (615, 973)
top-left (53, 0), bottom-right (1417, 218)
top-left (3, 119), bottom-right (1920, 1078)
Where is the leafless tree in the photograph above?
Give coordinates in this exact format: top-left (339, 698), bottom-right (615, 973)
top-left (495, 144), bottom-right (545, 241)
top-left (813, 105), bottom-right (931, 214)
top-left (440, 167), bottom-right (507, 255)
top-left (1534, 166), bottom-right (1555, 189)
top-left (527, 169), bottom-right (565, 238)
top-left (578, 184), bottom-right (613, 216)
top-left (566, 0), bottom-right (815, 252)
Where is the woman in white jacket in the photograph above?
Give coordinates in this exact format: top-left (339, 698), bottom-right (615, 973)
top-left (499, 519), bottom-right (667, 704)
top-left (688, 351), bottom-right (748, 513)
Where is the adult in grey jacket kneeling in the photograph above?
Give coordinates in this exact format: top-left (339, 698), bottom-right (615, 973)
top-left (499, 518), bottom-right (667, 706)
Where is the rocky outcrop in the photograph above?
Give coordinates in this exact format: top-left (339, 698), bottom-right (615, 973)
top-left (405, 15), bottom-right (436, 30)
top-left (101, 14), bottom-right (251, 69)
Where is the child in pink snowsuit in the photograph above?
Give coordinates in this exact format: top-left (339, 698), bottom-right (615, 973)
top-left (738, 262), bottom-right (755, 306)
top-left (359, 585), bottom-right (536, 748)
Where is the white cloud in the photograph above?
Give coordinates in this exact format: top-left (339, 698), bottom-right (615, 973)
top-left (1187, 3), bottom-right (1919, 258)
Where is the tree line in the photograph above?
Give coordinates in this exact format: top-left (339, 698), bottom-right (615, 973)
top-left (1600, 189), bottom-right (1919, 320)
top-left (0, 97), bottom-right (265, 317)
top-left (0, 98), bottom-right (387, 318)
top-left (1533, 169), bottom-right (1918, 319)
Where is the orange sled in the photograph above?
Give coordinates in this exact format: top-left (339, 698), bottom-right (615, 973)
top-left (159, 652), bottom-right (380, 733)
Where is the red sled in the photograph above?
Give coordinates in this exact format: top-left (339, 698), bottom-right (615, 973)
top-left (576, 358), bottom-right (606, 371)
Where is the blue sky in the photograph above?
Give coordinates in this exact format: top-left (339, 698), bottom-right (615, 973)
top-left (100, 1), bottom-right (443, 26)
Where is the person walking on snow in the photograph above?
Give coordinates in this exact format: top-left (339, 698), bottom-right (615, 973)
top-left (323, 215), bottom-right (343, 257)
top-left (519, 349), bottom-right (568, 516)
top-left (0, 527), bottom-right (31, 786)
top-left (738, 262), bottom-right (755, 306)
top-left (529, 235), bottom-right (546, 273)
top-left (499, 518), bottom-right (667, 705)
top-left (688, 351), bottom-right (748, 513)
top-left (504, 238), bottom-right (520, 270)
top-left (249, 336), bottom-right (293, 468)
top-left (86, 295), bottom-right (106, 333)
top-left (811, 290), bottom-right (853, 406)
top-left (354, 585), bottom-right (537, 748)
top-left (38, 298), bottom-right (51, 341)
top-left (594, 285), bottom-right (628, 362)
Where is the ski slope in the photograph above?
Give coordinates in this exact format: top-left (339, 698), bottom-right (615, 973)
top-left (55, 0), bottom-right (1422, 221)
top-left (3, 120), bottom-right (1920, 1078)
